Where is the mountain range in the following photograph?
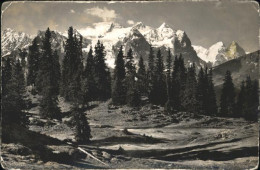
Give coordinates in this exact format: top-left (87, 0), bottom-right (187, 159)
top-left (1, 22), bottom-right (257, 87)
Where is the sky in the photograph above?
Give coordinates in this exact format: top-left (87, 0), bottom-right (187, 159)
top-left (1, 1), bottom-right (259, 52)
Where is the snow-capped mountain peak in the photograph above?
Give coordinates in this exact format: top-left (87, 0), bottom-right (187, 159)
top-left (192, 45), bottom-right (208, 62)
top-left (193, 41), bottom-right (227, 65)
top-left (193, 41), bottom-right (246, 66)
top-left (1, 28), bottom-right (32, 56)
top-left (225, 40), bottom-right (245, 60)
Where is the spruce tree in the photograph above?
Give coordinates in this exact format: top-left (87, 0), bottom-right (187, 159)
top-left (38, 28), bottom-right (61, 120)
top-left (250, 80), bottom-right (259, 121)
top-left (94, 40), bottom-right (111, 100)
top-left (68, 34), bottom-right (84, 103)
top-left (61, 27), bottom-right (74, 99)
top-left (112, 45), bottom-right (126, 105)
top-left (196, 67), bottom-right (205, 114)
top-left (72, 105), bottom-right (92, 143)
top-left (152, 49), bottom-right (167, 105)
top-left (182, 64), bottom-right (197, 113)
top-left (125, 48), bottom-right (140, 107)
top-left (2, 57), bottom-right (12, 96)
top-left (236, 81), bottom-right (246, 117)
top-left (136, 55), bottom-right (147, 96)
top-left (2, 59), bottom-right (28, 127)
top-left (27, 38), bottom-right (40, 87)
top-left (206, 68), bottom-right (218, 115)
top-left (244, 77), bottom-right (258, 121)
top-left (53, 50), bottom-right (61, 95)
top-left (147, 46), bottom-right (156, 102)
top-left (171, 55), bottom-right (180, 111)
top-left (82, 47), bottom-right (97, 103)
top-left (220, 70), bottom-right (235, 117)
top-left (171, 54), bottom-right (186, 111)
top-left (165, 49), bottom-right (174, 112)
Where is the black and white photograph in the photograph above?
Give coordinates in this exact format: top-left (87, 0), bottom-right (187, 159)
top-left (1, 0), bottom-right (259, 169)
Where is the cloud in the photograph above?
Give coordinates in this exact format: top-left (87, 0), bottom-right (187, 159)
top-left (127, 20), bottom-right (135, 25)
top-left (70, 9), bottom-right (75, 13)
top-left (84, 7), bottom-right (117, 22)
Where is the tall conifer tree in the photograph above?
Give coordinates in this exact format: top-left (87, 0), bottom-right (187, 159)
top-left (206, 68), bottom-right (218, 115)
top-left (112, 45), bottom-right (126, 105)
top-left (182, 64), bottom-right (197, 113)
top-left (39, 28), bottom-right (61, 120)
top-left (125, 48), bottom-right (140, 107)
top-left (94, 40), bottom-right (111, 100)
top-left (236, 81), bottom-right (246, 117)
top-left (220, 70), bottom-right (235, 116)
top-left (152, 49), bottom-right (167, 105)
top-left (137, 55), bottom-right (147, 96)
top-left (2, 59), bottom-right (28, 127)
top-left (61, 27), bottom-right (74, 99)
top-left (27, 38), bottom-right (40, 87)
top-left (72, 105), bottom-right (92, 143)
top-left (171, 54), bottom-right (186, 111)
top-left (165, 49), bottom-right (173, 112)
top-left (147, 46), bottom-right (156, 102)
top-left (82, 47), bottom-right (97, 103)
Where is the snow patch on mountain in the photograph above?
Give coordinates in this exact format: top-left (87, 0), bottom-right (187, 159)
top-left (192, 45), bottom-right (208, 62)
top-left (207, 41), bottom-right (227, 63)
top-left (144, 23), bottom-right (175, 49)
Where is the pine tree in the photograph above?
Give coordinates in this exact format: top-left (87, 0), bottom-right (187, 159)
top-left (68, 34), bottom-right (84, 103)
top-left (147, 46), bottom-right (156, 102)
top-left (82, 47), bottom-right (97, 103)
top-left (94, 40), bottom-right (111, 100)
top-left (38, 28), bottom-right (61, 120)
top-left (182, 64), bottom-right (197, 113)
top-left (2, 57), bottom-right (12, 96)
top-left (136, 55), bottom-right (147, 96)
top-left (196, 67), bottom-right (206, 114)
top-left (166, 49), bottom-right (172, 81)
top-left (125, 48), bottom-right (140, 107)
top-left (152, 49), bottom-right (167, 105)
top-left (171, 54), bottom-right (186, 111)
top-left (112, 45), bottom-right (126, 105)
top-left (244, 77), bottom-right (258, 121)
top-left (220, 70), bottom-right (235, 116)
top-left (27, 38), bottom-right (40, 87)
top-left (61, 27), bottom-right (84, 103)
top-left (72, 105), bottom-right (92, 143)
top-left (53, 50), bottom-right (61, 95)
top-left (165, 49), bottom-right (174, 112)
top-left (61, 27), bottom-right (74, 99)
top-left (2, 59), bottom-right (28, 127)
top-left (236, 81), bottom-right (246, 117)
top-left (250, 80), bottom-right (259, 121)
top-left (206, 68), bottom-right (218, 115)
top-left (171, 55), bottom-right (180, 111)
